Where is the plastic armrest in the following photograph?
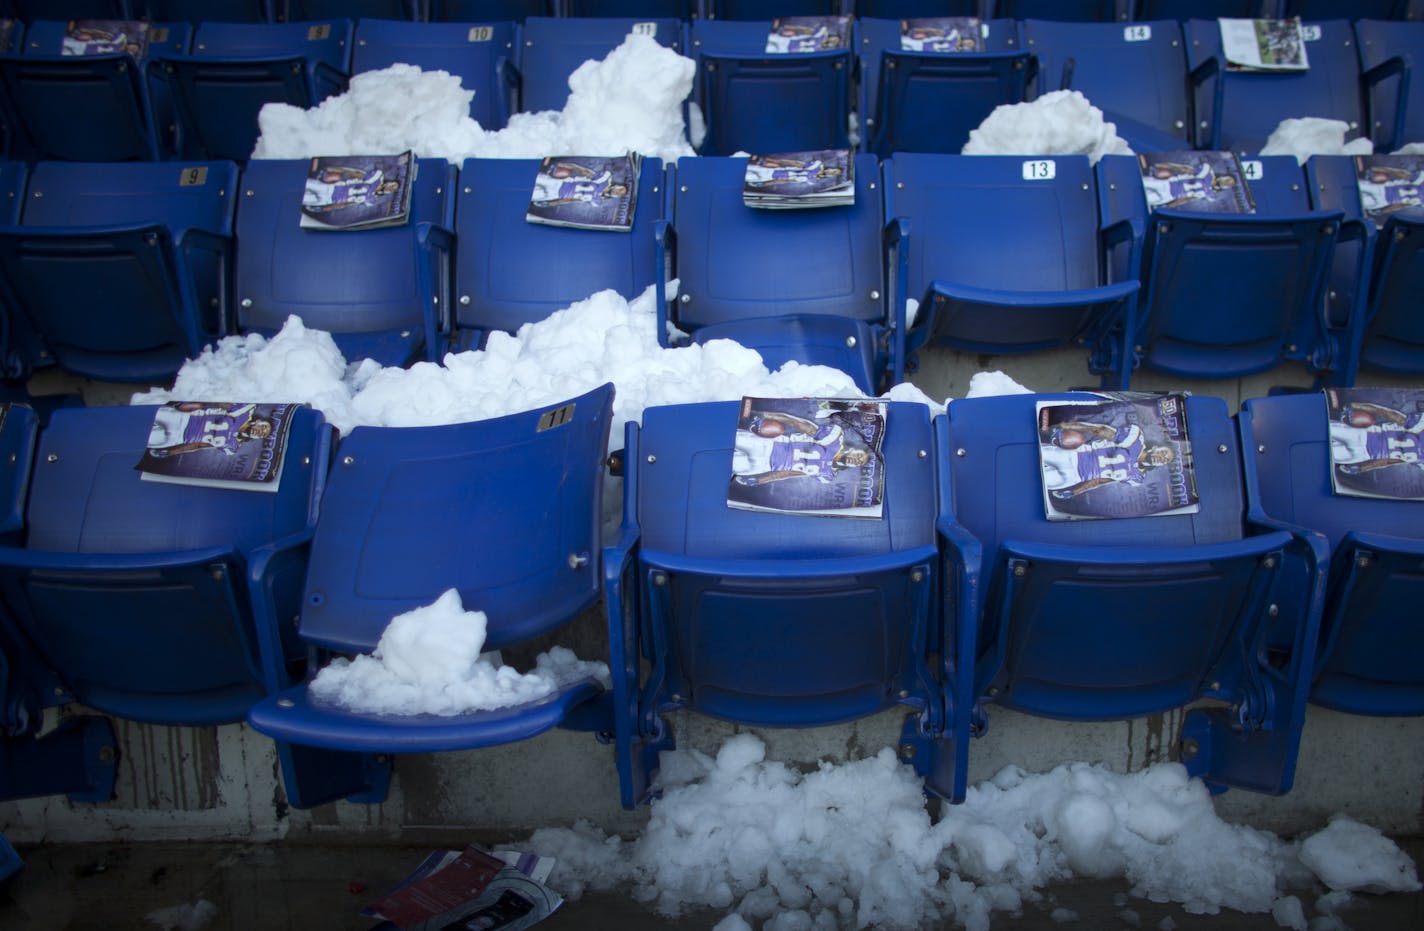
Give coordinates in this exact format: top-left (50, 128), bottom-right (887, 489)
top-left (416, 221), bottom-right (455, 348)
top-left (247, 529), bottom-right (317, 692)
top-left (882, 216), bottom-right (916, 382)
top-left (936, 516), bottom-right (982, 737)
top-left (655, 219), bottom-right (681, 347)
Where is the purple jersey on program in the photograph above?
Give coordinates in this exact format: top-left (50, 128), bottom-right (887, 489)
top-left (1364, 413), bottom-right (1424, 462)
top-left (767, 424), bottom-right (843, 475)
top-left (1074, 424), bottom-right (1148, 485)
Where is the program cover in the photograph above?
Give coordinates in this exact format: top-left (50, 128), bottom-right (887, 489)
top-left (1325, 387), bottom-right (1424, 501)
top-left (728, 397), bottom-right (888, 519)
top-left (1219, 17), bottom-right (1309, 72)
top-left (765, 15), bottom-right (851, 53)
top-left (1354, 155), bottom-right (1424, 229)
top-left (363, 845), bottom-right (562, 931)
top-left (1038, 393), bottom-right (1199, 521)
top-left (743, 149), bottom-right (854, 209)
top-left (1139, 151), bottom-right (1255, 214)
top-left (525, 154), bottom-right (640, 232)
top-left (135, 402), bottom-right (300, 493)
top-left (900, 17), bottom-right (983, 52)
top-left (61, 20), bottom-right (152, 59)
top-left (300, 152), bottom-right (414, 231)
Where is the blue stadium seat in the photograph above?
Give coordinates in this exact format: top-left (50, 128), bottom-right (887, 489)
top-left (1240, 392), bottom-right (1424, 716)
top-left (566, 0), bottom-right (694, 15)
top-left (883, 153), bottom-right (1141, 388)
top-left (606, 399), bottom-right (971, 807)
top-left (352, 19), bottom-right (517, 131)
top-left (519, 16), bottom-right (680, 114)
top-left (1135, 0), bottom-right (1265, 17)
top-left (1306, 155), bottom-right (1424, 383)
top-left (1289, 0), bottom-right (1414, 20)
top-left (141, 0), bottom-right (272, 21)
top-left (708, 0), bottom-right (839, 17)
top-left (665, 153), bottom-right (899, 392)
top-left (0, 20), bottom-right (191, 162)
top-left (9, 1), bottom-right (126, 21)
top-left (942, 392), bottom-right (1325, 795)
top-left (428, 0), bottom-right (552, 20)
top-left (860, 1), bottom-right (979, 16)
top-left (1356, 20), bottom-right (1424, 151)
top-left (0, 403), bottom-right (117, 820)
top-left (995, 0), bottom-right (1121, 20)
top-left (287, 0), bottom-right (417, 19)
top-left (1024, 18), bottom-right (1191, 151)
top-left (150, 19), bottom-right (351, 162)
top-left (1128, 153), bottom-right (1341, 381)
top-left (234, 157), bottom-right (454, 366)
top-left (860, 17), bottom-right (1030, 157)
top-left (0, 403), bottom-right (332, 727)
top-left (452, 156), bottom-right (661, 348)
top-left (689, 18), bottom-right (855, 156)
top-left (0, 160), bottom-right (236, 383)
top-left (249, 384), bottom-right (615, 808)
top-left (1184, 18), bottom-right (1364, 154)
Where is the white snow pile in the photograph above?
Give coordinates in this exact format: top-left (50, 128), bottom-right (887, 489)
top-left (526, 735), bottom-right (1421, 931)
top-left (308, 589), bottom-right (608, 716)
top-left (252, 34), bottom-right (696, 163)
top-left (1258, 117), bottom-right (1374, 165)
top-left (962, 90), bottom-right (1133, 164)
top-left (1297, 815), bottom-right (1422, 894)
top-left (145, 898), bottom-right (218, 931)
top-left (1393, 142), bottom-right (1424, 155)
top-left (133, 284), bottom-right (911, 440)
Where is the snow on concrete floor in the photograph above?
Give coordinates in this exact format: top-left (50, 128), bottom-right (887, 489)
top-left (526, 735), bottom-right (1420, 931)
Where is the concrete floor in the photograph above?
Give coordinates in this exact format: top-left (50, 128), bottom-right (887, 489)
top-left (0, 838), bottom-right (1419, 930)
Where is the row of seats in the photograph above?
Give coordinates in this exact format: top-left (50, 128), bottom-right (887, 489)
top-left (3, 152), bottom-right (1414, 398)
top-left (0, 387), bottom-right (1415, 815)
top-left (2, 2), bottom-right (1419, 25)
top-left (6, 16), bottom-right (1424, 165)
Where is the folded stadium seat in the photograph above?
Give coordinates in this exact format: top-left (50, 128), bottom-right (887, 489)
top-left (352, 19), bottom-right (517, 131)
top-left (995, 0), bottom-right (1122, 21)
top-left (0, 19), bottom-right (191, 162)
top-left (707, 0), bottom-right (839, 17)
top-left (451, 155), bottom-right (662, 350)
top-left (1356, 20), bottom-right (1424, 151)
top-left (0, 160), bottom-right (236, 383)
top-left (1240, 391), bottom-right (1424, 716)
top-left (860, 1), bottom-right (979, 16)
top-left (286, 0), bottom-right (419, 19)
top-left (1306, 155), bottom-right (1424, 384)
top-left (1184, 18), bottom-right (1364, 154)
top-left (860, 17), bottom-right (1031, 157)
top-left (942, 392), bottom-right (1326, 795)
top-left (149, 19), bottom-right (351, 162)
top-left (664, 153), bottom-right (900, 393)
top-left (565, 0), bottom-right (694, 15)
top-left (249, 385), bottom-right (615, 808)
top-left (518, 15), bottom-right (681, 114)
top-left (1127, 153), bottom-right (1342, 381)
top-left (234, 157), bottom-right (454, 366)
top-left (1289, 0), bottom-right (1415, 20)
top-left (1134, 0), bottom-right (1264, 17)
top-left (0, 403), bottom-right (333, 732)
top-left (428, 0), bottom-right (553, 21)
top-left (689, 17), bottom-right (855, 156)
top-left (140, 0), bottom-right (273, 21)
top-left (605, 399), bottom-right (972, 807)
top-left (883, 153), bottom-right (1142, 388)
top-left (0, 403), bottom-right (117, 828)
top-left (1023, 18), bottom-right (1192, 152)
top-left (8, 1), bottom-right (126, 21)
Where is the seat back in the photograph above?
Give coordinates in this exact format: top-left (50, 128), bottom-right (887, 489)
top-left (565, 0), bottom-right (694, 15)
top-left (995, 0), bottom-right (1121, 22)
top-left (352, 19), bottom-right (517, 130)
top-left (142, 1), bottom-right (273, 23)
top-left (520, 16), bottom-right (680, 114)
top-left (1241, 392), bottom-right (1424, 715)
top-left (0, 160), bottom-right (235, 382)
top-left (10, 1), bottom-right (126, 20)
top-left (1136, 0), bottom-right (1263, 16)
top-left (0, 404), bottom-right (329, 724)
top-left (670, 153), bottom-right (883, 330)
top-left (708, 0), bottom-right (839, 17)
top-left (234, 157), bottom-right (453, 365)
top-left (0, 20), bottom-right (191, 162)
top-left (298, 383), bottom-right (613, 655)
top-left (1024, 19), bottom-right (1189, 148)
top-left (860, 1), bottom-right (979, 16)
top-left (428, 0), bottom-right (552, 21)
top-left (288, 0), bottom-right (416, 19)
top-left (453, 156), bottom-right (660, 342)
top-left (633, 399), bottom-right (940, 725)
top-left (690, 18), bottom-right (853, 156)
top-left (1356, 19), bottom-right (1424, 152)
top-left (1290, 0), bottom-right (1411, 18)
top-left (156, 19), bottom-right (351, 161)
top-left (1185, 18), bottom-right (1363, 153)
top-left (861, 17), bottom-right (1028, 157)
top-left (1136, 154), bottom-right (1340, 379)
